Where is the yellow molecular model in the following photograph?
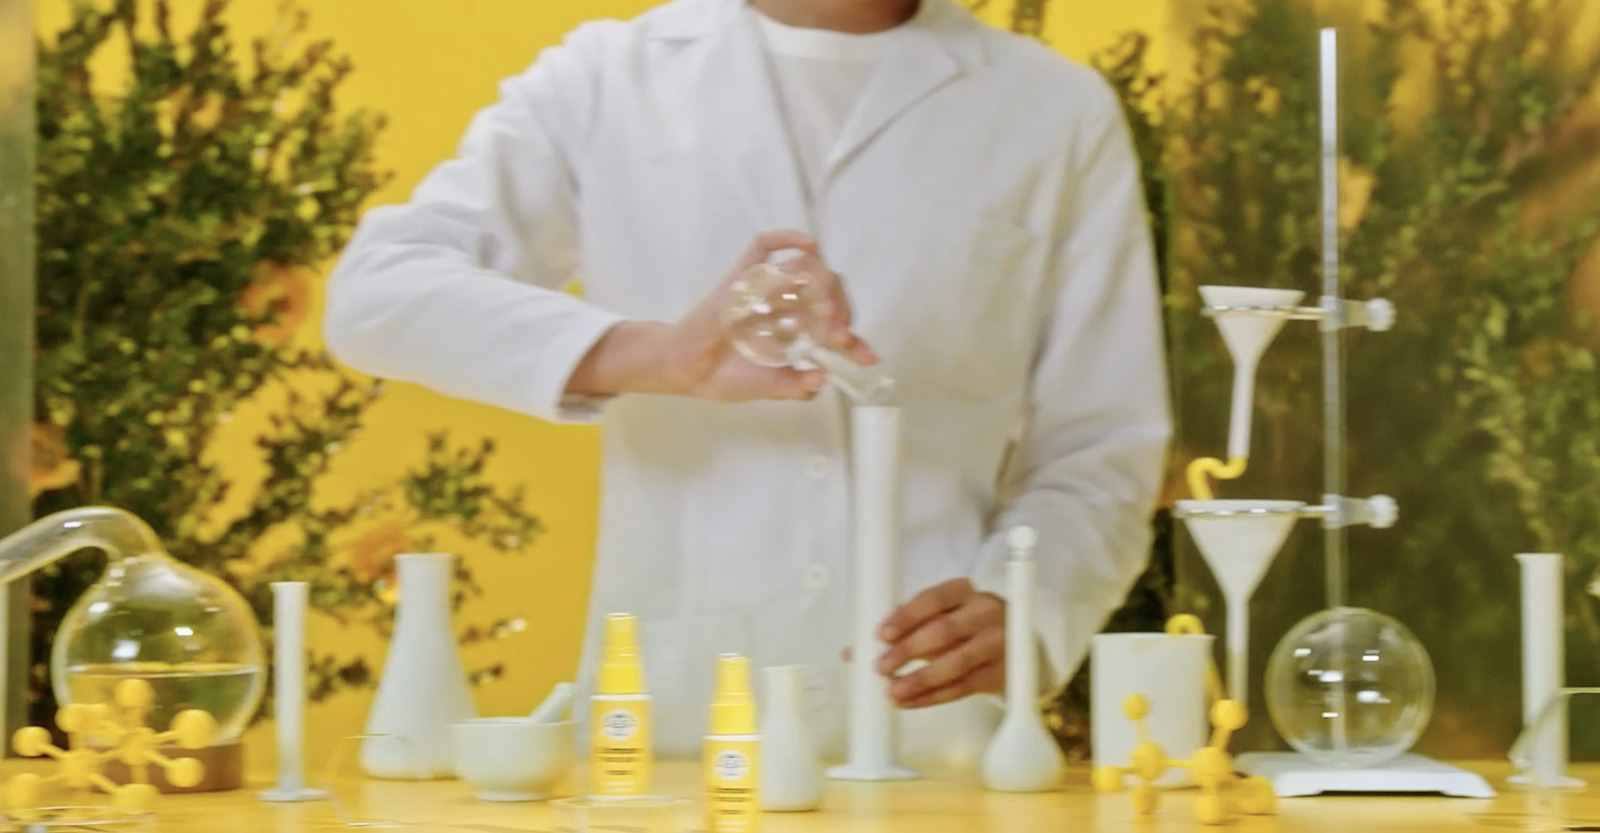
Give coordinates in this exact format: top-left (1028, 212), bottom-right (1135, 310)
top-left (4, 678), bottom-right (217, 811)
top-left (1093, 693), bottom-right (1275, 825)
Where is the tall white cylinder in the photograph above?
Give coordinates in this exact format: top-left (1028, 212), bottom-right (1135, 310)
top-left (260, 581), bottom-right (326, 802)
top-left (1091, 633), bottom-right (1213, 788)
top-left (827, 406), bottom-right (916, 781)
top-left (1514, 553), bottom-right (1579, 788)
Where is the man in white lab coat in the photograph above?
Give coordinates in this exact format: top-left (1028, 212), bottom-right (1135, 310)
top-left (322, 0), bottom-right (1171, 764)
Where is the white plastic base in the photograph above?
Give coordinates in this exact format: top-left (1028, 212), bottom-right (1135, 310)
top-left (1507, 772), bottom-right (1586, 790)
top-left (826, 763), bottom-right (919, 782)
top-left (258, 786), bottom-right (328, 803)
top-left (1235, 752), bottom-right (1496, 798)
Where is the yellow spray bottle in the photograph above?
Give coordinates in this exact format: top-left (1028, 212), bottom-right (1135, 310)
top-left (704, 654), bottom-right (760, 832)
top-left (590, 613), bottom-right (652, 798)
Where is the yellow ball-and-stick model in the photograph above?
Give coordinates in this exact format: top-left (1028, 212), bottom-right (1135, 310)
top-left (5, 678), bottom-right (217, 811)
top-left (1092, 615), bottom-right (1276, 826)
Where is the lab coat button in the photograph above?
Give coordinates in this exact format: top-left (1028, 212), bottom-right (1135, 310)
top-left (806, 456), bottom-right (829, 479)
top-left (805, 564), bottom-right (830, 589)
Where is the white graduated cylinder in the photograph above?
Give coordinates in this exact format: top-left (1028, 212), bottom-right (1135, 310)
top-left (259, 581), bottom-right (326, 802)
top-left (828, 406), bottom-right (916, 781)
top-left (760, 666), bottom-right (825, 811)
top-left (1091, 633), bottom-right (1214, 788)
top-left (1514, 553), bottom-right (1579, 787)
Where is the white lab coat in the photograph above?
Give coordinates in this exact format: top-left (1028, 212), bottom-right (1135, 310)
top-left (322, 0), bottom-right (1171, 766)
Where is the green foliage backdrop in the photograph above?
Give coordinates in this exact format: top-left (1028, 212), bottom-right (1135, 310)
top-left (1057, 0), bottom-right (1600, 758)
top-left (30, 0), bottom-right (539, 733)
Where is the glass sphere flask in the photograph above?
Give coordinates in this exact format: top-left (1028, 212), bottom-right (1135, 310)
top-left (1263, 606), bottom-right (1434, 768)
top-left (0, 507), bottom-right (266, 745)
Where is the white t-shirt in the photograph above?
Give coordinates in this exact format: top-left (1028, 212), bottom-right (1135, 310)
top-left (750, 9), bottom-right (890, 196)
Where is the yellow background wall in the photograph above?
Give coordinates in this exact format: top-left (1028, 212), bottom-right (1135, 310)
top-left (31, 0), bottom-right (1165, 770)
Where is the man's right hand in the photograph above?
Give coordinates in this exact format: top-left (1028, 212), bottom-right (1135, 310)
top-left (567, 230), bottom-right (878, 402)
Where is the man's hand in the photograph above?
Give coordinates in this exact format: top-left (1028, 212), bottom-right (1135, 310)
top-left (567, 229), bottom-right (877, 402)
top-left (875, 579), bottom-right (1006, 709)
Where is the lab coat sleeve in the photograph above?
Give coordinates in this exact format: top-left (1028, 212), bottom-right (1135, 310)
top-left (321, 24), bottom-right (625, 424)
top-left (969, 76), bottom-right (1173, 694)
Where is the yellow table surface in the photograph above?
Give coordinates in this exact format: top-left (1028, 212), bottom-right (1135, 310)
top-left (5, 759), bottom-right (1600, 832)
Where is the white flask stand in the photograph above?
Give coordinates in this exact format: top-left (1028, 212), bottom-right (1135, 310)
top-left (1176, 28), bottom-right (1490, 799)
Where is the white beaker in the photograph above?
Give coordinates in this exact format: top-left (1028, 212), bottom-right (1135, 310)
top-left (1091, 632), bottom-right (1214, 788)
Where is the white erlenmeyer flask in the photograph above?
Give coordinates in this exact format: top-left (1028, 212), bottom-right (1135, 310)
top-left (360, 553), bottom-right (477, 779)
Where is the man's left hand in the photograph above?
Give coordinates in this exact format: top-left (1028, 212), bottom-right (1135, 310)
top-left (875, 578), bottom-right (1005, 709)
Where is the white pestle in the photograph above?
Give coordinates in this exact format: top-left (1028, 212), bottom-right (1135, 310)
top-left (828, 405), bottom-right (918, 781)
top-left (259, 581), bottom-right (328, 802)
top-left (527, 682), bottom-right (575, 723)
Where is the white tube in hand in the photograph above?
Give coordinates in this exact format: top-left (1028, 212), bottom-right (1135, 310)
top-left (827, 406), bottom-right (917, 781)
top-left (260, 581), bottom-right (328, 802)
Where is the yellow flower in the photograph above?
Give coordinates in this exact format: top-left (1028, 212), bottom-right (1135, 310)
top-left (29, 423), bottom-right (81, 496)
top-left (238, 261), bottom-right (314, 346)
top-left (1338, 158), bottom-right (1376, 233)
top-left (349, 520), bottom-right (414, 584)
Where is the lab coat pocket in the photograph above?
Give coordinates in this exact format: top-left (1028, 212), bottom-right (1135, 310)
top-left (893, 211), bottom-right (1044, 400)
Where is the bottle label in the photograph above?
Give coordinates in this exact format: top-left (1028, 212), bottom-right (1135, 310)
top-left (601, 709), bottom-right (638, 742)
top-left (591, 698), bottom-right (651, 797)
top-left (704, 737), bottom-right (760, 833)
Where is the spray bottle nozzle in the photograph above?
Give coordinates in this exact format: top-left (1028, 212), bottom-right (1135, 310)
top-left (708, 654), bottom-right (756, 736)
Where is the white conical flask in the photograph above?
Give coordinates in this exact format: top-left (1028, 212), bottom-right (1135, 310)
top-left (979, 526), bottom-right (1066, 792)
top-left (759, 666), bottom-right (825, 811)
top-left (360, 553), bottom-right (478, 779)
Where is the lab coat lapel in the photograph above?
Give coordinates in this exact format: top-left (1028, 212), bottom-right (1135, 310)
top-left (825, 0), bottom-right (975, 179)
top-left (685, 0), bottom-right (814, 234)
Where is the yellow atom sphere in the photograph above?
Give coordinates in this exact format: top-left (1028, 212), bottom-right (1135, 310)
top-left (1130, 782), bottom-right (1160, 815)
top-left (61, 753), bottom-right (94, 790)
top-left (1189, 747), bottom-right (1232, 789)
top-left (1239, 776), bottom-right (1276, 815)
top-left (1130, 741), bottom-right (1167, 782)
top-left (167, 758), bottom-right (205, 789)
top-left (4, 773), bottom-right (41, 810)
top-left (11, 727), bottom-right (53, 758)
top-left (119, 728), bottom-right (156, 767)
top-left (1165, 614), bottom-right (1205, 635)
top-left (1091, 765), bottom-right (1123, 793)
top-left (115, 783), bottom-right (160, 810)
top-left (1195, 793), bottom-right (1230, 826)
top-left (55, 703), bottom-right (92, 735)
top-left (114, 678), bottom-right (155, 711)
top-left (1210, 700), bottom-right (1248, 733)
top-left (172, 710), bottom-right (218, 750)
top-left (1122, 693), bottom-right (1149, 721)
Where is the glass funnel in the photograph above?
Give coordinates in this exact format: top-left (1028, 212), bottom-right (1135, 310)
top-left (723, 259), bottom-right (895, 405)
top-left (0, 507), bottom-right (266, 744)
